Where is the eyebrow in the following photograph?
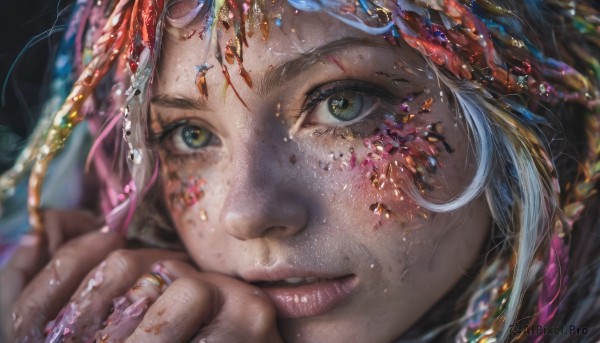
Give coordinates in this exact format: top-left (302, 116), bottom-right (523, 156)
top-left (257, 37), bottom-right (394, 96)
top-left (150, 37), bottom-right (395, 111)
top-left (150, 93), bottom-right (211, 111)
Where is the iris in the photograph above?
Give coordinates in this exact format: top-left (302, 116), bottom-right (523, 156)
top-left (182, 125), bottom-right (211, 149)
top-left (327, 91), bottom-right (364, 121)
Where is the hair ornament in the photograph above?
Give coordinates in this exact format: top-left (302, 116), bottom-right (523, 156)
top-left (26, 0), bottom-right (137, 232)
top-left (457, 257), bottom-right (513, 342)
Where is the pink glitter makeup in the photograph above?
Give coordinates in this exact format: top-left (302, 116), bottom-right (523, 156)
top-left (167, 175), bottom-right (206, 212)
top-left (358, 96), bottom-right (452, 222)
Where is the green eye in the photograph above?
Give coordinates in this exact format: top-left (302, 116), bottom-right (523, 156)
top-left (182, 125), bottom-right (211, 149)
top-left (327, 91), bottom-right (364, 121)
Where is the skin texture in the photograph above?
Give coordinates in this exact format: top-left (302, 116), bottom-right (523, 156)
top-left (150, 4), bottom-right (492, 343)
top-left (1, 4), bottom-right (491, 343)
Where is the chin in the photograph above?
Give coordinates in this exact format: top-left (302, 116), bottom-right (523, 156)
top-left (277, 314), bottom-right (393, 343)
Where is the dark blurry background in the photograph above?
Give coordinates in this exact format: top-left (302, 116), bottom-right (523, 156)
top-left (0, 0), bottom-right (74, 173)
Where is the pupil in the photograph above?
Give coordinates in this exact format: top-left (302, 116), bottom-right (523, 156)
top-left (327, 92), bottom-right (363, 121)
top-left (332, 98), bottom-right (349, 110)
top-left (183, 126), bottom-right (209, 148)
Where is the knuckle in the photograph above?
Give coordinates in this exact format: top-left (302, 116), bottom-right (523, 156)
top-left (105, 249), bottom-right (139, 275)
top-left (168, 277), bottom-right (214, 305)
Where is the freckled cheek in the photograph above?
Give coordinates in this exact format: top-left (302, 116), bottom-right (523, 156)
top-left (162, 172), bottom-right (207, 215)
top-left (160, 166), bottom-right (216, 236)
top-left (161, 170), bottom-right (233, 268)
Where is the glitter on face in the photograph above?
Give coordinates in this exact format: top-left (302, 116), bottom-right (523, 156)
top-left (318, 151), bottom-right (351, 171)
top-left (357, 95), bottom-right (452, 222)
top-left (195, 63), bottom-right (214, 97)
top-left (200, 209), bottom-right (208, 221)
top-left (167, 175), bottom-right (206, 212)
top-left (215, 39), bottom-right (249, 109)
top-left (349, 148), bottom-right (357, 169)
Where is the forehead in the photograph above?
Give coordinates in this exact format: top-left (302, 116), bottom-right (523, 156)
top-left (156, 7), bottom-right (426, 102)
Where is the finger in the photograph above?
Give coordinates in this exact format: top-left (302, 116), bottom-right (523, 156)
top-left (11, 230), bottom-right (124, 341)
top-left (42, 209), bottom-right (101, 254)
top-left (128, 261), bottom-right (281, 343)
top-left (0, 234), bottom-right (45, 336)
top-left (44, 250), bottom-right (188, 343)
top-left (95, 271), bottom-right (172, 343)
top-left (128, 271), bottom-right (172, 303)
top-left (126, 272), bottom-right (220, 343)
top-left (192, 274), bottom-right (281, 343)
top-left (163, 262), bottom-right (280, 343)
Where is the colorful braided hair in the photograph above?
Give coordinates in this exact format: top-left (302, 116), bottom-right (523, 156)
top-left (1, 0), bottom-right (599, 341)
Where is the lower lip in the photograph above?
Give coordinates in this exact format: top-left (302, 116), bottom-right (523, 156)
top-left (258, 276), bottom-right (358, 318)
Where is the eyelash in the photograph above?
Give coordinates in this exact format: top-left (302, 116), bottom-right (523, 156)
top-left (300, 80), bottom-right (401, 138)
top-left (148, 119), bottom-right (218, 161)
top-left (149, 80), bottom-right (404, 159)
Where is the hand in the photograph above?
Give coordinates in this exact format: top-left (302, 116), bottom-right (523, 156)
top-left (9, 242), bottom-right (189, 342)
top-left (3, 211), bottom-right (282, 343)
top-left (0, 209), bottom-right (100, 339)
top-left (96, 260), bottom-right (283, 343)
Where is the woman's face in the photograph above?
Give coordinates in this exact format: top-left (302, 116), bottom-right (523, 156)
top-left (150, 4), bottom-right (490, 342)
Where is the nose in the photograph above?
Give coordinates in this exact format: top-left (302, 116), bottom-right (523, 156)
top-left (220, 172), bottom-right (310, 240)
top-left (219, 130), bottom-right (310, 240)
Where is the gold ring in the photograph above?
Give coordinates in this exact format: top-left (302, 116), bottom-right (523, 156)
top-left (140, 272), bottom-right (168, 291)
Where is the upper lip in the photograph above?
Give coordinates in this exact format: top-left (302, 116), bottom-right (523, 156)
top-left (240, 267), bottom-right (352, 283)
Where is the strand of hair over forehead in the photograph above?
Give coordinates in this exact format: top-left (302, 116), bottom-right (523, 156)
top-left (288, 0), bottom-right (394, 34)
